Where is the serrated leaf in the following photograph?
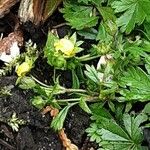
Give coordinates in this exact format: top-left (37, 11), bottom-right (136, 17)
top-left (79, 97), bottom-right (92, 114)
top-left (123, 113), bottom-right (148, 143)
top-left (85, 65), bottom-right (100, 84)
top-left (119, 67), bottom-right (150, 101)
top-left (77, 28), bottom-right (97, 40)
top-left (112, 0), bottom-right (150, 33)
top-left (143, 103), bottom-right (150, 114)
top-left (90, 103), bottom-right (113, 120)
top-left (61, 2), bottom-right (98, 30)
top-left (97, 6), bottom-right (116, 22)
top-left (87, 111), bottom-right (148, 150)
top-left (51, 103), bottom-right (77, 131)
top-left (18, 76), bottom-right (36, 89)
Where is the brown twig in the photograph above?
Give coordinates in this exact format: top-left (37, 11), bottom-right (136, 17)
top-left (52, 23), bottom-right (67, 29)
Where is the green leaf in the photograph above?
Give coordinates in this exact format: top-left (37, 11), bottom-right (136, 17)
top-left (144, 22), bottom-right (150, 40)
top-left (18, 76), bottom-right (36, 89)
top-left (143, 103), bottom-right (150, 114)
top-left (72, 70), bottom-right (80, 89)
top-left (51, 103), bottom-right (77, 131)
top-left (96, 22), bottom-right (111, 41)
top-left (61, 2), bottom-right (98, 30)
top-left (44, 32), bottom-right (58, 58)
top-left (32, 96), bottom-right (47, 109)
top-left (97, 6), bottom-right (116, 22)
top-left (112, 0), bottom-right (150, 33)
top-left (77, 28), bottom-right (98, 40)
top-left (119, 67), bottom-right (150, 101)
top-left (84, 65), bottom-right (100, 84)
top-left (78, 0), bottom-right (91, 4)
top-left (87, 112), bottom-right (148, 150)
top-left (90, 103), bottom-right (113, 120)
top-left (43, 0), bottom-right (62, 21)
top-left (123, 113), bottom-right (148, 143)
top-left (79, 97), bottom-right (92, 114)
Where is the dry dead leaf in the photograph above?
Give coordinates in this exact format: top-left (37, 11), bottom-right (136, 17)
top-left (0, 0), bottom-right (20, 18)
top-left (0, 30), bottom-right (23, 62)
top-left (0, 30), bottom-right (23, 54)
top-left (59, 129), bottom-right (78, 150)
top-left (42, 105), bottom-right (59, 118)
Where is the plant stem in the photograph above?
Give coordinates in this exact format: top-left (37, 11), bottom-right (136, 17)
top-left (56, 96), bottom-right (99, 102)
top-left (31, 75), bottom-right (51, 88)
top-left (31, 75), bottom-right (88, 94)
top-left (65, 88), bottom-right (87, 93)
top-left (77, 54), bottom-right (100, 62)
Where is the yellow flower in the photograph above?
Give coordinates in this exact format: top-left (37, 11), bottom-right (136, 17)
top-left (54, 38), bottom-right (75, 57)
top-left (16, 62), bottom-right (31, 76)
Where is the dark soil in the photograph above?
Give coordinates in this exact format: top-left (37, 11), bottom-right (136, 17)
top-left (0, 76), bottom-right (98, 150)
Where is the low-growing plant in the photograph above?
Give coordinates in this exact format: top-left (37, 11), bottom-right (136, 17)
top-left (1, 0), bottom-right (150, 149)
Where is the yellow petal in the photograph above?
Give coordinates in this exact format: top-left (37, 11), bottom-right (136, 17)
top-left (54, 38), bottom-right (75, 57)
top-left (16, 62), bottom-right (31, 76)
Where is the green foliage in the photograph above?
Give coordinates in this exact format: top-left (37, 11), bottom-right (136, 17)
top-left (18, 76), bottom-right (36, 89)
top-left (51, 103), bottom-right (77, 131)
top-left (112, 0), bottom-right (150, 33)
top-left (87, 105), bottom-right (148, 149)
top-left (61, 1), bottom-right (98, 30)
top-left (11, 0), bottom-right (150, 148)
top-left (143, 103), bottom-right (150, 114)
top-left (119, 67), bottom-right (150, 101)
top-left (79, 97), bottom-right (92, 114)
top-left (84, 65), bottom-right (100, 84)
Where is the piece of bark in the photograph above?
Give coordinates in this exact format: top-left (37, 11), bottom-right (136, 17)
top-left (18, 0), bottom-right (62, 25)
top-left (0, 0), bottom-right (20, 18)
top-left (18, 0), bottom-right (45, 25)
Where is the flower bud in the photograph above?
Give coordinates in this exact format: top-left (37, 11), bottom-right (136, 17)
top-left (16, 62), bottom-right (31, 76)
top-left (54, 39), bottom-right (75, 57)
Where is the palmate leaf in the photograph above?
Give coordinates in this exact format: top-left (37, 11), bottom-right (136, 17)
top-left (61, 1), bottom-right (98, 30)
top-left (87, 108), bottom-right (148, 150)
top-left (119, 67), bottom-right (150, 101)
top-left (84, 65), bottom-right (100, 84)
top-left (112, 0), bottom-right (150, 33)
